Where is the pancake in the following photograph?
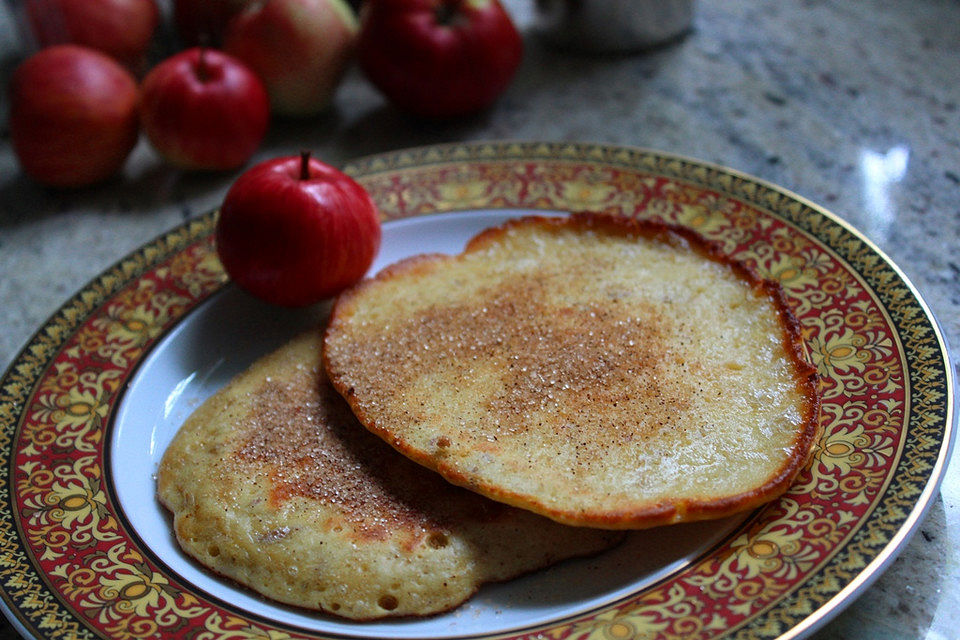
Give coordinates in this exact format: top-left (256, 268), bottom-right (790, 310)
top-left (323, 213), bottom-right (821, 530)
top-left (156, 329), bottom-right (622, 621)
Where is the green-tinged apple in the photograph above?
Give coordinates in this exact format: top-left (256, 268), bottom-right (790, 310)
top-left (9, 45), bottom-right (139, 188)
top-left (216, 152), bottom-right (382, 306)
top-left (357, 0), bottom-right (523, 118)
top-left (224, 0), bottom-right (358, 117)
top-left (139, 48), bottom-right (270, 171)
top-left (24, 0), bottom-right (159, 71)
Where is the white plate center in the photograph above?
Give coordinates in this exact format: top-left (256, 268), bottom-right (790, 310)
top-left (110, 209), bottom-right (744, 638)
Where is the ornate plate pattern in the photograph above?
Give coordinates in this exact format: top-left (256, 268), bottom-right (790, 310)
top-left (0, 142), bottom-right (954, 640)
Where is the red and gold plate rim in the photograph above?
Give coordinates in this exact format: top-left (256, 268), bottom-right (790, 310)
top-left (0, 141), bottom-right (954, 640)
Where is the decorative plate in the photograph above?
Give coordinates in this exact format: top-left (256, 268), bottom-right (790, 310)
top-left (0, 142), bottom-right (954, 640)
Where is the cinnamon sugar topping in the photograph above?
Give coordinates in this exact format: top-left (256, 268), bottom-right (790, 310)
top-left (323, 214), bottom-right (820, 528)
top-left (330, 271), bottom-right (700, 466)
top-left (234, 367), bottom-right (504, 541)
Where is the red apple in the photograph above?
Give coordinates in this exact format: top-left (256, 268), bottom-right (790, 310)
top-left (356, 0), bottom-right (523, 118)
top-left (223, 0), bottom-right (358, 117)
top-left (173, 0), bottom-right (255, 46)
top-left (216, 152), bottom-right (381, 306)
top-left (24, 0), bottom-right (159, 71)
top-left (9, 45), bottom-right (139, 188)
top-left (140, 47), bottom-right (270, 171)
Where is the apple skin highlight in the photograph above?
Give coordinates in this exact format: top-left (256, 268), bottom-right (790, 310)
top-left (216, 153), bottom-right (382, 307)
top-left (9, 45), bottom-right (140, 188)
top-left (140, 47), bottom-right (270, 171)
top-left (224, 0), bottom-right (359, 118)
top-left (357, 0), bottom-right (523, 118)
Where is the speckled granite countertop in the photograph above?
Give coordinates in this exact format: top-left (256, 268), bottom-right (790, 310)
top-left (1, 1), bottom-right (957, 638)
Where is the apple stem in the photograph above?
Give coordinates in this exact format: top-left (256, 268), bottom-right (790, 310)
top-left (197, 47), bottom-right (209, 83)
top-left (300, 150), bottom-right (311, 180)
top-left (434, 1), bottom-right (464, 27)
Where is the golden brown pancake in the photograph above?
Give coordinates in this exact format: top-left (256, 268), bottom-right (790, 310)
top-left (156, 329), bottom-right (622, 620)
top-left (323, 213), bottom-right (821, 530)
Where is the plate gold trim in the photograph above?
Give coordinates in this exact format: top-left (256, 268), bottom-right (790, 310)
top-left (0, 141), bottom-right (953, 640)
